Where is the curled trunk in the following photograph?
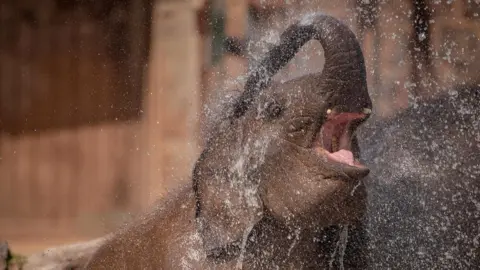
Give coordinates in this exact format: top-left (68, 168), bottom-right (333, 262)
top-left (233, 14), bottom-right (367, 117)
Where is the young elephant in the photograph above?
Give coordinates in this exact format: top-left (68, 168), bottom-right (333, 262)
top-left (85, 13), bottom-right (373, 269)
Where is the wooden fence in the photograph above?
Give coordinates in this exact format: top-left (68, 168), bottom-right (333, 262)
top-left (0, 0), bottom-right (151, 239)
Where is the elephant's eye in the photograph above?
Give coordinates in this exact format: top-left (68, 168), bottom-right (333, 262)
top-left (265, 101), bottom-right (283, 119)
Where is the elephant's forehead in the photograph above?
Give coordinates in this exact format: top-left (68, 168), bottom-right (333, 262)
top-left (264, 84), bottom-right (328, 107)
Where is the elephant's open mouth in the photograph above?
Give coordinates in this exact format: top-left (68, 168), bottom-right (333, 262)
top-left (313, 111), bottom-right (369, 176)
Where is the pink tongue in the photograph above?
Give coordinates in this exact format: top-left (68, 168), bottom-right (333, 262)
top-left (328, 149), bottom-right (354, 166)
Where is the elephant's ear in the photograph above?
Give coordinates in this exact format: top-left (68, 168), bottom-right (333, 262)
top-left (192, 155), bottom-right (264, 261)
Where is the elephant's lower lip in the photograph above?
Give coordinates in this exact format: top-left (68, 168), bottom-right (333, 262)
top-left (314, 147), bottom-right (370, 179)
top-left (314, 147), bottom-right (364, 167)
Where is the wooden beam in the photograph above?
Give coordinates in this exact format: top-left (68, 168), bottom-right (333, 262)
top-left (140, 0), bottom-right (204, 207)
top-left (222, 0), bottom-right (248, 90)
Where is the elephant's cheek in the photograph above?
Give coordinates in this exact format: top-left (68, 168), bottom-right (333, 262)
top-left (262, 176), bottom-right (347, 224)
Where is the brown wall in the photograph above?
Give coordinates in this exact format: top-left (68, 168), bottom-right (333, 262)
top-left (430, 0), bottom-right (480, 87)
top-left (0, 1), bottom-right (146, 134)
top-left (0, 123), bottom-right (141, 235)
top-left (0, 0), bottom-right (151, 245)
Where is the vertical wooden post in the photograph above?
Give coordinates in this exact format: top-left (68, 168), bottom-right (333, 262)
top-left (355, 0), bottom-right (380, 102)
top-left (409, 0), bottom-right (433, 98)
top-left (123, 0), bottom-right (149, 213)
top-left (222, 0), bottom-right (248, 89)
top-left (141, 0), bottom-right (204, 207)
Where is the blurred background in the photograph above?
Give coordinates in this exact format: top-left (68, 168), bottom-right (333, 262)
top-left (0, 0), bottom-right (479, 255)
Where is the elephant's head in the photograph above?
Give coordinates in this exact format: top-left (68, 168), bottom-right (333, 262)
top-left (193, 13), bottom-right (372, 261)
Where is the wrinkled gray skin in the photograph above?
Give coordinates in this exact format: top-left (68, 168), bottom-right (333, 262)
top-left (359, 86), bottom-right (480, 269)
top-left (86, 13), bottom-right (373, 269)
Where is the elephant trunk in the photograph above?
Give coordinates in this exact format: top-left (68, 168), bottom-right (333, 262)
top-left (233, 13), bottom-right (367, 117)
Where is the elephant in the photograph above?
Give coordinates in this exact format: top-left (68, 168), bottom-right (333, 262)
top-left (358, 85), bottom-right (480, 269)
top-left (85, 13), bottom-right (373, 269)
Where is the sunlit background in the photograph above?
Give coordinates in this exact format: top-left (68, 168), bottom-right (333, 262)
top-left (0, 0), bottom-right (479, 255)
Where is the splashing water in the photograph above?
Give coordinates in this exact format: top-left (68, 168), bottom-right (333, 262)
top-left (230, 135), bottom-right (272, 269)
top-left (337, 226), bottom-right (349, 270)
top-left (328, 225), bottom-right (349, 270)
top-left (235, 222), bottom-right (255, 270)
